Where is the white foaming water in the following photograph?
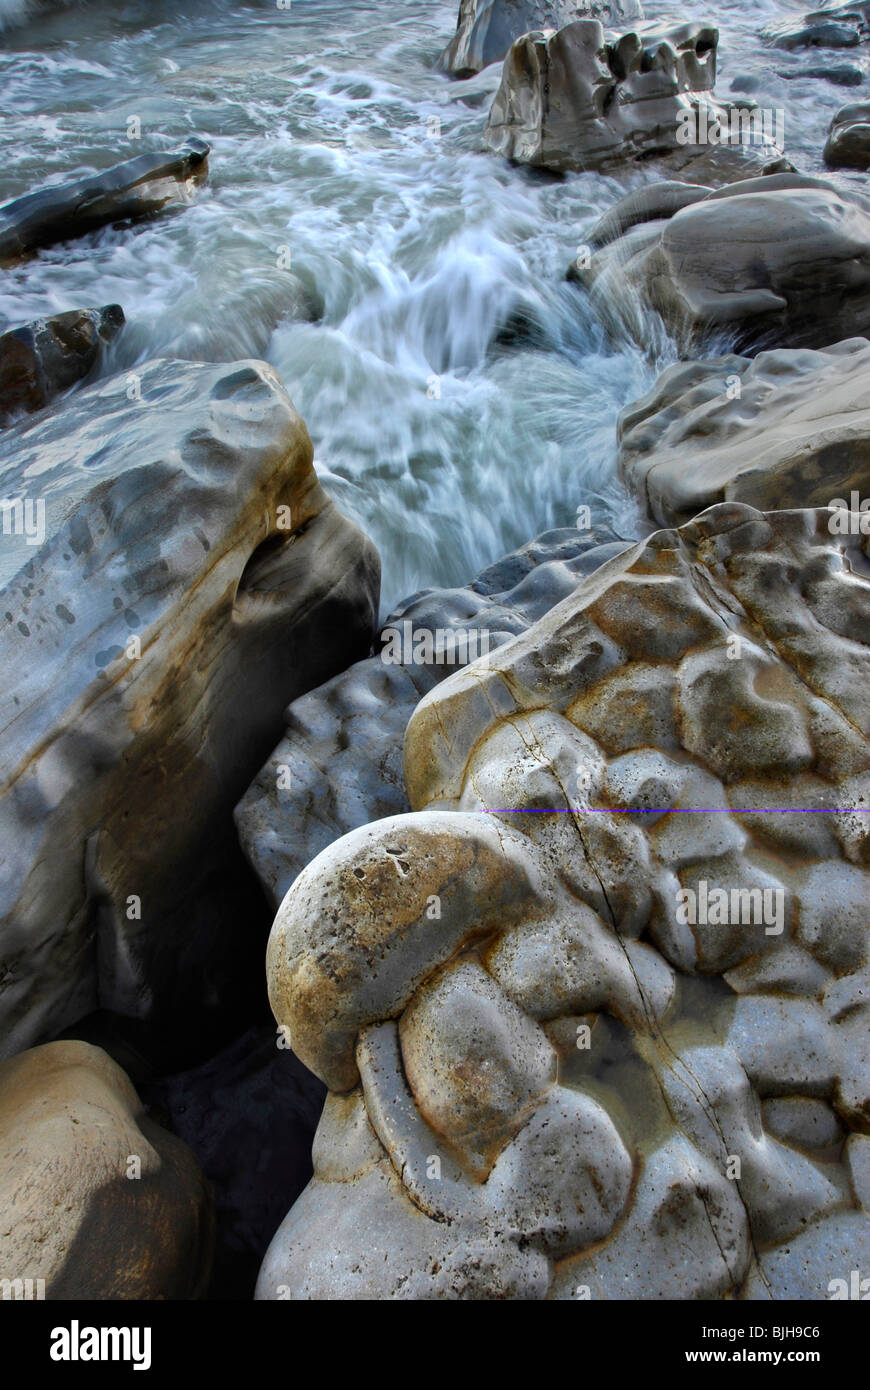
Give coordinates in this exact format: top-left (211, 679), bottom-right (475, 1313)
top-left (0, 0), bottom-right (862, 607)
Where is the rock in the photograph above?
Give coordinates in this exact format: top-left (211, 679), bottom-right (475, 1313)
top-left (825, 100), bottom-right (870, 167)
top-left (0, 305), bottom-right (124, 426)
top-left (0, 139), bottom-right (209, 265)
top-left (0, 1040), bottom-right (213, 1298)
top-left (484, 19), bottom-right (789, 178)
top-left (0, 357), bottom-right (380, 1065)
top-left (617, 337), bottom-right (870, 525)
top-left (235, 524), bottom-right (628, 912)
top-left (439, 0), bottom-right (643, 77)
top-left (764, 3), bottom-right (870, 51)
top-left (573, 173), bottom-right (870, 354)
top-left (780, 62), bottom-right (866, 84)
top-left (258, 502), bottom-right (870, 1299)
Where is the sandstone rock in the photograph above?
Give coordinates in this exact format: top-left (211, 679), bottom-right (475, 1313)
top-left (572, 174), bottom-right (870, 354)
top-left (235, 525), bottom-right (628, 911)
top-left (0, 305), bottom-right (124, 426)
top-left (824, 100), bottom-right (870, 168)
top-left (0, 357), bottom-right (379, 1065)
top-left (483, 19), bottom-right (788, 178)
top-left (258, 502), bottom-right (870, 1299)
top-left (439, 0), bottom-right (643, 77)
top-left (0, 139), bottom-right (209, 265)
top-left (617, 337), bottom-right (870, 525)
top-left (0, 1040), bottom-right (213, 1298)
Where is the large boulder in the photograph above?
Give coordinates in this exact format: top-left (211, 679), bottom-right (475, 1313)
top-left (0, 1041), bottom-right (213, 1299)
top-left (439, 0), bottom-right (643, 77)
top-left (235, 524), bottom-right (628, 912)
top-left (0, 357), bottom-right (379, 1065)
top-left (483, 19), bottom-right (788, 178)
top-left (824, 100), bottom-right (870, 168)
top-left (258, 502), bottom-right (870, 1299)
top-left (0, 305), bottom-right (124, 426)
top-left (571, 174), bottom-right (870, 354)
top-left (617, 337), bottom-right (870, 524)
top-left (0, 139), bottom-right (209, 265)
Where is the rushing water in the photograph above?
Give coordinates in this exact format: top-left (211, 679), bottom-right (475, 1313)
top-left (0, 0), bottom-right (861, 608)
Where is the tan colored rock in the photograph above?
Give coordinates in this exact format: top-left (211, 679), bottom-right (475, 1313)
top-left (258, 502), bottom-right (870, 1299)
top-left (0, 1041), bottom-right (213, 1298)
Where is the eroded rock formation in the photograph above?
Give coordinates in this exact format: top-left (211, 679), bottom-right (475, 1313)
top-left (0, 357), bottom-right (379, 1065)
top-left (824, 101), bottom-right (870, 168)
top-left (257, 502), bottom-right (870, 1299)
top-left (440, 0), bottom-right (643, 77)
top-left (483, 19), bottom-right (788, 178)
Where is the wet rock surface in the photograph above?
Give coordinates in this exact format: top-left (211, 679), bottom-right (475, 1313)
top-left (824, 100), bottom-right (870, 167)
top-left (0, 305), bottom-right (124, 425)
top-left (440, 0), bottom-right (644, 77)
top-left (0, 356), bottom-right (379, 1067)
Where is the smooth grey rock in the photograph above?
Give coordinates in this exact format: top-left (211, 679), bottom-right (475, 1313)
top-left (764, 3), bottom-right (870, 51)
top-left (617, 338), bottom-right (870, 524)
top-left (0, 305), bottom-right (124, 425)
top-left (439, 0), bottom-right (643, 77)
top-left (573, 173), bottom-right (870, 354)
top-left (0, 357), bottom-right (379, 1065)
top-left (0, 139), bottom-right (209, 265)
top-left (484, 19), bottom-right (789, 178)
top-left (825, 100), bottom-right (870, 167)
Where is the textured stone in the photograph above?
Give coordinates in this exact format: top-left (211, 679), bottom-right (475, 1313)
top-left (572, 174), bottom-right (870, 354)
top-left (617, 338), bottom-right (870, 524)
top-left (0, 1040), bottom-right (213, 1299)
top-left (235, 525), bottom-right (628, 911)
top-left (763, 3), bottom-right (870, 52)
top-left (439, 0), bottom-right (643, 77)
top-left (0, 140), bottom-right (209, 265)
top-left (258, 502), bottom-right (870, 1299)
top-left (0, 305), bottom-right (124, 425)
top-left (0, 357), bottom-right (379, 1064)
top-left (484, 19), bottom-right (787, 178)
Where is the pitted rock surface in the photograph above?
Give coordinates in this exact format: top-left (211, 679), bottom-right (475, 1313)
top-left (257, 503), bottom-right (870, 1299)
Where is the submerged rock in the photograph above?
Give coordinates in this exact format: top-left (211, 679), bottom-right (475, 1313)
top-left (235, 524), bottom-right (628, 911)
top-left (258, 502), bottom-right (870, 1299)
top-left (0, 305), bottom-right (124, 425)
top-left (571, 173), bottom-right (870, 354)
top-left (824, 100), bottom-right (870, 167)
top-left (618, 337), bottom-right (870, 524)
top-left (0, 357), bottom-right (379, 1066)
top-left (0, 1041), bottom-right (214, 1298)
top-left (439, 0), bottom-right (643, 77)
top-left (0, 139), bottom-right (209, 265)
top-left (484, 19), bottom-right (789, 178)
